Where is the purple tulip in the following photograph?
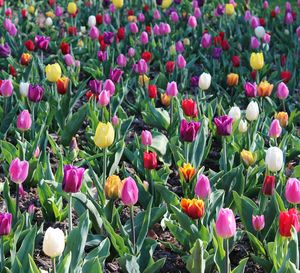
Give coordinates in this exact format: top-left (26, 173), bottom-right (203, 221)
top-left (97, 50), bottom-right (107, 62)
top-left (0, 79), bottom-right (13, 97)
top-left (0, 213), bottom-right (12, 236)
top-left (244, 10), bottom-right (252, 21)
top-left (201, 33), bottom-right (212, 48)
top-left (9, 158), bottom-right (29, 184)
top-left (190, 76), bottom-right (199, 88)
top-left (180, 119), bottom-right (201, 142)
top-left (103, 13), bottom-right (111, 24)
top-left (215, 4), bottom-right (225, 16)
top-left (55, 6), bottom-right (63, 17)
top-left (110, 68), bottom-right (123, 83)
top-left (28, 84), bottom-right (44, 102)
top-left (251, 16), bottom-right (260, 29)
top-left (244, 82), bottom-right (257, 97)
top-left (214, 115), bottom-right (233, 136)
top-left (62, 165), bottom-right (85, 193)
top-left (153, 24), bottom-right (160, 36)
top-left (103, 31), bottom-right (114, 44)
top-left (194, 7), bottom-right (202, 18)
top-left (121, 177), bottom-right (139, 206)
top-left (250, 36), bottom-right (260, 49)
top-left (89, 26), bottom-right (99, 40)
top-left (89, 79), bottom-right (103, 95)
top-left (137, 13), bottom-right (145, 23)
top-left (212, 47), bottom-right (222, 59)
top-left (35, 35), bottom-right (50, 50)
top-left (170, 11), bottom-right (179, 22)
top-left (0, 43), bottom-right (11, 57)
top-left (175, 41), bottom-right (184, 53)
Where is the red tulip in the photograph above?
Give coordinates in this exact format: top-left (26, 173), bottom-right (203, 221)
top-left (165, 61), bottom-right (175, 73)
top-left (279, 209), bottom-right (300, 237)
top-left (148, 85), bottom-right (157, 98)
top-left (24, 40), bottom-right (35, 51)
top-left (280, 71), bottom-right (292, 83)
top-left (231, 55), bottom-right (240, 67)
top-left (262, 175), bottom-right (275, 196)
top-left (182, 98), bottom-right (198, 117)
top-left (60, 42), bottom-right (70, 55)
top-left (117, 27), bottom-right (125, 40)
top-left (141, 51), bottom-right (152, 62)
top-left (143, 151), bottom-right (157, 170)
top-left (96, 14), bottom-right (103, 25)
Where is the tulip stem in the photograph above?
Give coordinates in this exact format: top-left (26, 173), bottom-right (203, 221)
top-left (130, 206), bottom-right (136, 254)
top-left (103, 148), bottom-right (107, 190)
top-left (1, 236), bottom-right (4, 271)
top-left (68, 193), bottom-right (72, 233)
top-left (170, 97), bottom-right (173, 126)
top-left (15, 184), bottom-right (19, 221)
top-left (52, 257), bottom-right (56, 273)
top-left (184, 142), bottom-right (189, 163)
top-left (226, 239), bottom-right (230, 273)
top-left (222, 137), bottom-right (227, 172)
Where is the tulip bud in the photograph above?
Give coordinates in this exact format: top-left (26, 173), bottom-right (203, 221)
top-left (33, 146), bottom-right (40, 158)
top-left (141, 130), bottom-right (152, 146)
top-left (94, 122), bottom-right (115, 148)
top-left (176, 54), bottom-right (186, 69)
top-left (98, 90), bottom-right (110, 107)
top-left (9, 158), bottom-right (29, 184)
top-left (216, 208), bottom-right (236, 238)
top-left (45, 17), bottom-right (53, 27)
top-left (198, 72), bottom-right (211, 90)
top-left (188, 15), bottom-right (197, 28)
top-left (17, 110), bottom-right (32, 132)
top-left (130, 22), bottom-right (139, 34)
top-left (265, 147), bottom-right (283, 172)
top-left (262, 175), bottom-right (275, 195)
top-left (228, 106), bottom-right (241, 122)
top-left (19, 82), bottom-right (29, 97)
top-left (246, 101), bottom-right (259, 121)
top-left (111, 115), bottom-right (119, 126)
top-left (121, 177), bottom-right (139, 206)
top-left (117, 54), bottom-right (127, 67)
top-left (269, 119), bottom-right (282, 138)
top-left (250, 36), bottom-right (260, 49)
top-left (285, 178), bottom-right (300, 204)
top-left (201, 33), bottom-right (212, 48)
top-left (166, 81), bottom-right (178, 97)
top-left (43, 227), bottom-right (65, 258)
top-left (252, 215), bottom-right (265, 231)
top-left (0, 213), bottom-right (12, 236)
top-left (62, 165), bottom-right (85, 193)
top-left (194, 174), bottom-right (211, 199)
top-left (88, 15), bottom-right (96, 27)
top-left (276, 82), bottom-right (289, 100)
top-left (140, 31), bottom-right (148, 44)
top-left (0, 79), bottom-right (13, 97)
top-left (28, 204), bottom-right (35, 215)
top-left (105, 175), bottom-right (122, 199)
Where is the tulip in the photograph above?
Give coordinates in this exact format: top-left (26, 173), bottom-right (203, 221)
top-left (0, 213), bottom-right (12, 236)
top-left (28, 84), bottom-right (44, 102)
top-left (55, 6), bottom-right (63, 17)
top-left (161, 93), bottom-right (171, 106)
top-left (170, 11), bottom-right (179, 22)
top-left (148, 85), bottom-right (157, 99)
top-left (19, 82), bottom-right (29, 97)
top-left (130, 23), bottom-right (139, 34)
top-left (251, 16), bottom-right (260, 29)
top-left (276, 82), bottom-right (289, 100)
top-left (45, 17), bottom-right (53, 27)
top-left (94, 122), bottom-right (115, 148)
top-left (231, 55), bottom-right (240, 67)
top-left (255, 26), bottom-right (266, 38)
top-left (161, 0), bottom-right (172, 9)
top-left (89, 79), bottom-right (102, 95)
top-left (17, 110), bottom-right (32, 132)
top-left (121, 177), bottom-right (139, 207)
top-left (216, 208), bottom-right (236, 239)
top-left (179, 163), bottom-right (196, 182)
top-left (250, 52), bottom-right (264, 70)
top-left (265, 147), bottom-right (283, 172)
top-left (180, 119), bottom-right (201, 142)
top-left (98, 90), bottom-right (110, 107)
top-left (252, 215), bottom-right (265, 232)
top-left (262, 175), bottom-right (275, 196)
top-left (67, 2), bottom-right (77, 15)
top-left (144, 152), bottom-right (157, 170)
top-left (9, 158), bottom-right (29, 184)
top-left (140, 31), bottom-right (148, 44)
top-left (250, 36), bottom-right (260, 49)
top-left (279, 209), bottom-right (300, 237)
top-left (64, 54), bottom-right (75, 66)
top-left (257, 80), bottom-right (273, 97)
top-left (227, 73), bottom-right (239, 86)
top-left (110, 68), bottom-right (123, 84)
top-left (165, 61), bottom-right (175, 73)
top-left (246, 101), bottom-right (259, 121)
top-left (153, 9), bottom-right (161, 20)
top-left (105, 175), bottom-right (122, 199)
top-left (228, 106), bottom-right (241, 122)
top-left (188, 15), bottom-right (197, 28)
top-left (244, 82), bottom-right (257, 97)
top-left (45, 63), bottom-right (62, 83)
top-left (88, 15), bottom-right (96, 27)
top-left (0, 79), bottom-right (13, 97)
top-left (139, 75), bottom-right (149, 87)
top-left (62, 165), bottom-right (85, 193)
top-left (225, 4), bottom-right (234, 15)
top-left (214, 115), bottom-right (233, 136)
top-left (201, 33), bottom-right (212, 48)
top-left (181, 198), bottom-right (205, 219)
top-left (56, 77), bottom-right (69, 95)
top-left (117, 54), bottom-right (127, 67)
top-left (112, 115), bottom-right (119, 126)
top-left (275, 112), bottom-right (288, 127)
top-left (285, 178), bottom-right (300, 204)
top-left (198, 72), bottom-right (211, 90)
top-left (20, 53), bottom-right (31, 65)
top-left (141, 130), bottom-right (152, 146)
top-left (240, 150), bottom-right (255, 166)
top-left (128, 47), bottom-right (135, 57)
top-left (182, 99), bottom-right (198, 118)
top-left (34, 35), bottom-right (50, 50)
top-left (263, 1), bottom-right (269, 9)
top-left (103, 79), bottom-right (115, 96)
top-left (269, 119), bottom-right (282, 138)
top-left (136, 59), bottom-right (148, 75)
top-left (43, 227), bottom-right (65, 260)
top-left (166, 81), bottom-right (178, 97)
top-left (244, 10), bottom-right (252, 21)
top-left (176, 54), bottom-right (186, 69)
top-left (238, 120), bottom-right (248, 133)
top-left (89, 26), bottom-right (99, 40)
top-left (194, 174), bottom-right (211, 199)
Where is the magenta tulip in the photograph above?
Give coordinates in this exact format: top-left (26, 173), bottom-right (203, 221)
top-left (252, 215), bottom-right (265, 231)
top-left (276, 82), bottom-right (289, 100)
top-left (0, 79), bottom-right (13, 97)
top-left (121, 177), bottom-right (139, 206)
top-left (269, 119), bottom-right (282, 138)
top-left (214, 115), bottom-right (233, 136)
top-left (9, 158), bottom-right (29, 184)
top-left (180, 119), bottom-right (201, 142)
top-left (103, 79), bottom-right (115, 96)
top-left (98, 90), bottom-right (110, 106)
top-left (194, 174), bottom-right (211, 199)
top-left (176, 54), bottom-right (186, 69)
top-left (0, 213), bottom-right (12, 236)
top-left (166, 81), bottom-right (178, 97)
top-left (62, 165), bottom-right (85, 193)
top-left (285, 178), bottom-right (300, 204)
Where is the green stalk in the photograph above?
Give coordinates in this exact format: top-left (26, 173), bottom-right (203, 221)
top-left (222, 137), bottom-right (227, 173)
top-left (226, 239), bottom-right (230, 273)
top-left (52, 257), bottom-right (56, 273)
top-left (15, 184), bottom-right (19, 221)
top-left (103, 148), bottom-right (107, 189)
top-left (1, 236), bottom-right (4, 272)
top-left (130, 206), bottom-right (136, 254)
top-left (68, 193), bottom-right (73, 233)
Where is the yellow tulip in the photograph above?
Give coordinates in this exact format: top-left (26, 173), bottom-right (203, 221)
top-left (46, 11), bottom-right (55, 18)
top-left (45, 63), bottom-right (62, 82)
top-left (169, 45), bottom-right (176, 55)
top-left (250, 52), bottom-right (264, 70)
top-left (67, 2), bottom-right (77, 15)
top-left (112, 0), bottom-right (123, 9)
top-left (226, 73), bottom-right (239, 86)
top-left (225, 4), bottom-right (234, 15)
top-left (183, 38), bottom-right (190, 46)
top-left (94, 122), bottom-right (115, 148)
top-left (240, 150), bottom-right (256, 166)
top-left (28, 5), bottom-right (35, 14)
top-left (161, 0), bottom-right (172, 9)
top-left (104, 175), bottom-right (122, 199)
top-left (77, 40), bottom-right (84, 48)
top-left (139, 75), bottom-right (149, 87)
top-left (127, 16), bottom-right (137, 22)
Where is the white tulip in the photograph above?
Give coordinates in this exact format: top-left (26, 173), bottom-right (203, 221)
top-left (262, 43), bottom-right (269, 51)
top-left (228, 106), bottom-right (241, 122)
top-left (80, 26), bottom-right (86, 34)
top-left (198, 72), bottom-right (211, 90)
top-left (265, 147), bottom-right (283, 172)
top-left (284, 29), bottom-right (289, 35)
top-left (45, 17), bottom-right (53, 27)
top-left (238, 119), bottom-right (248, 133)
top-left (255, 26), bottom-right (265, 38)
top-left (88, 16), bottom-right (96, 27)
top-left (40, 270), bottom-right (48, 273)
top-left (19, 82), bottom-right (29, 97)
top-left (246, 101), bottom-right (259, 121)
top-left (43, 227), bottom-right (65, 258)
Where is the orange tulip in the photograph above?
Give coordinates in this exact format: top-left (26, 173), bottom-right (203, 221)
top-left (257, 80), bottom-right (273, 97)
top-left (56, 77), bottom-right (69, 95)
top-left (181, 198), bottom-right (205, 219)
top-left (179, 163), bottom-right (196, 182)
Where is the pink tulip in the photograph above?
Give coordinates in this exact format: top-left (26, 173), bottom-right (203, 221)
top-left (262, 1), bottom-right (269, 9)
top-left (201, 33), bottom-right (212, 48)
top-left (269, 119), bottom-right (282, 138)
top-left (112, 115), bottom-right (119, 126)
top-left (89, 26), bottom-right (99, 39)
top-left (136, 59), bottom-right (148, 75)
top-left (117, 54), bottom-right (127, 67)
top-left (17, 110), bottom-right (32, 131)
top-left (285, 12), bottom-right (293, 25)
top-left (194, 174), bottom-right (211, 199)
top-left (9, 158), bottom-right (29, 184)
top-left (176, 54), bottom-right (186, 69)
top-left (33, 147), bottom-right (40, 158)
top-left (121, 177), bottom-right (139, 206)
top-left (104, 13), bottom-right (111, 25)
top-left (128, 47), bottom-right (135, 57)
top-left (141, 130), bottom-right (152, 146)
top-left (98, 90), bottom-right (110, 106)
top-left (276, 82), bottom-right (289, 99)
top-left (296, 26), bottom-right (300, 38)
top-left (194, 7), bottom-right (201, 18)
top-left (140, 31), bottom-right (148, 44)
top-left (153, 9), bottom-right (161, 20)
top-left (103, 79), bottom-right (115, 96)
top-left (166, 81), bottom-right (178, 97)
top-left (262, 33), bottom-right (271, 44)
top-left (64, 54), bottom-right (75, 66)
top-left (188, 15), bottom-right (197, 28)
top-left (137, 13), bottom-right (145, 23)
top-left (252, 215), bottom-right (265, 231)
top-left (250, 36), bottom-right (260, 49)
top-left (130, 23), bottom-right (139, 34)
top-left (244, 10), bottom-right (252, 21)
top-left (251, 16), bottom-right (260, 29)
top-left (216, 208), bottom-right (236, 238)
top-left (153, 24), bottom-right (160, 36)
top-left (0, 79), bottom-right (13, 97)
top-left (170, 11), bottom-right (179, 22)
top-left (285, 178), bottom-right (300, 204)
top-left (275, 6), bottom-right (280, 15)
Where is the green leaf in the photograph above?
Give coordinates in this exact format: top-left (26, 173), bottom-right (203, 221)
top-left (143, 258), bottom-right (166, 273)
top-left (84, 238), bottom-right (110, 264)
top-left (246, 232), bottom-right (266, 256)
top-left (57, 252), bottom-right (72, 273)
top-left (82, 257), bottom-right (103, 273)
top-left (119, 255), bottom-right (140, 273)
top-left (232, 258), bottom-right (248, 273)
top-left (186, 239), bottom-right (205, 273)
top-left (28, 255), bottom-right (40, 273)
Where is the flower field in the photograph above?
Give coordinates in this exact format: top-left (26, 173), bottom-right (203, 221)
top-left (0, 0), bottom-right (300, 272)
